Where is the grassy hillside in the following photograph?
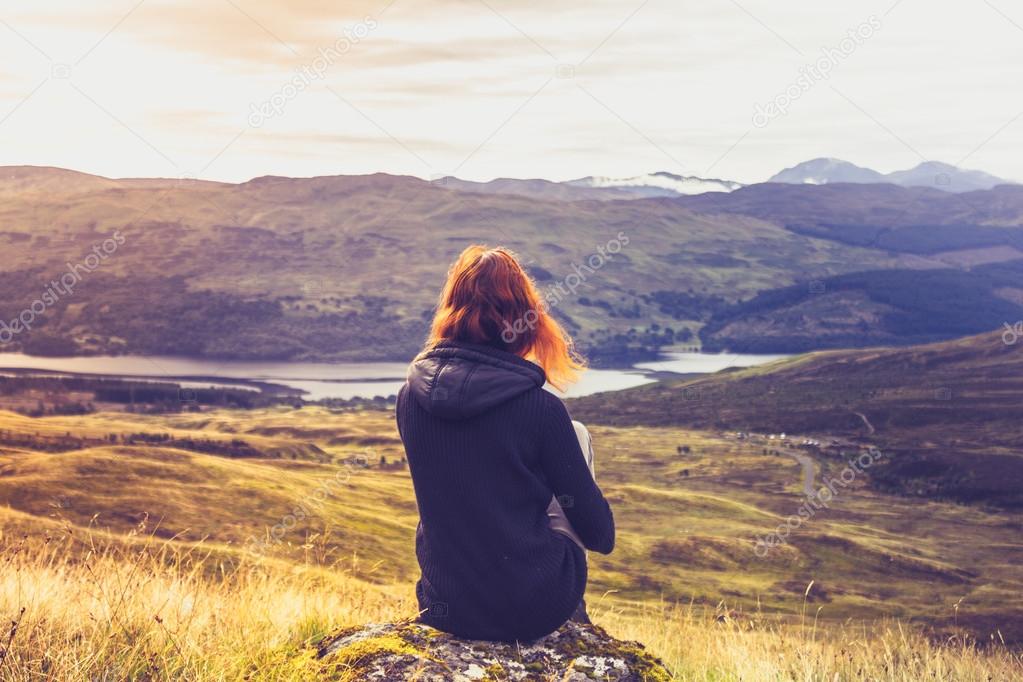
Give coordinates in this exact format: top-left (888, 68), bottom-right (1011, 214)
top-left (1, 404), bottom-right (1022, 673)
top-left (7, 166), bottom-right (1023, 363)
top-left (5, 534), bottom-right (1022, 680)
top-left (4, 537), bottom-right (1021, 680)
top-left (571, 330), bottom-right (1023, 508)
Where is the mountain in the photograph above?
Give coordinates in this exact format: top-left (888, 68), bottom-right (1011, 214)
top-left (0, 167), bottom-right (900, 364)
top-left (768, 158), bottom-right (1015, 193)
top-left (566, 171), bottom-right (744, 197)
top-left (886, 161), bottom-right (1010, 192)
top-left (768, 158), bottom-right (886, 185)
top-left (672, 183), bottom-right (1023, 352)
top-left (2, 166), bottom-right (1023, 363)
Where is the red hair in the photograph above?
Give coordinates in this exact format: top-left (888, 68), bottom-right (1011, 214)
top-left (424, 245), bottom-right (585, 390)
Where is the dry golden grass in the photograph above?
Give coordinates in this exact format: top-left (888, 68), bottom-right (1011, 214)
top-left (1, 527), bottom-right (1020, 681)
top-left (2, 406), bottom-right (1022, 679)
top-left (0, 526), bottom-right (412, 681)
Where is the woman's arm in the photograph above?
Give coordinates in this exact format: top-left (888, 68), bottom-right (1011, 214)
top-left (538, 394), bottom-right (616, 554)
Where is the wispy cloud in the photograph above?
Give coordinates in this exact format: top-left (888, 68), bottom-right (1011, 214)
top-left (0, 0), bottom-right (1020, 184)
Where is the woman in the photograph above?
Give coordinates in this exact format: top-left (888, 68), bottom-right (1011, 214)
top-left (396, 245), bottom-right (616, 642)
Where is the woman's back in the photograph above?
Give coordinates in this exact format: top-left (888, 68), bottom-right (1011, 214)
top-left (398, 340), bottom-right (615, 642)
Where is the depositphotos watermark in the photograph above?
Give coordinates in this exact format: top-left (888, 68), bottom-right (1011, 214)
top-left (501, 231), bottom-right (630, 344)
top-left (0, 230), bottom-right (125, 346)
top-left (753, 15), bottom-right (882, 128)
top-left (248, 16), bottom-right (378, 128)
top-left (753, 446), bottom-right (884, 557)
top-left (1003, 321), bottom-right (1023, 346)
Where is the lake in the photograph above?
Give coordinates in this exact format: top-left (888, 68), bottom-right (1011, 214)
top-left (0, 351), bottom-right (790, 400)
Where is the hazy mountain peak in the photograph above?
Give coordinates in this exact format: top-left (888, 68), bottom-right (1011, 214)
top-left (769, 158), bottom-right (1015, 193)
top-left (887, 161), bottom-right (1010, 192)
top-left (913, 161), bottom-right (957, 171)
top-left (768, 158), bottom-right (886, 186)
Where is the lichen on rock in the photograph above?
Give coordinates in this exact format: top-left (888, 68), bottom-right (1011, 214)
top-left (315, 619), bottom-right (672, 681)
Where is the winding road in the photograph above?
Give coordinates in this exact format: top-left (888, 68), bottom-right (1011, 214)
top-left (781, 448), bottom-right (818, 496)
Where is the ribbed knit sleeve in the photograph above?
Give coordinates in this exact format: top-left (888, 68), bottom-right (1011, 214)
top-left (538, 393), bottom-right (616, 555)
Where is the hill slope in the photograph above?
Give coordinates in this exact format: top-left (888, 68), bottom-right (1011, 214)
top-left (0, 168), bottom-right (900, 363)
top-left (3, 167), bottom-right (1023, 362)
top-left (2, 404), bottom-right (1022, 648)
top-left (570, 330), bottom-right (1023, 508)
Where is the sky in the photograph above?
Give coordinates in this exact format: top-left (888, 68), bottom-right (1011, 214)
top-left (1, 0), bottom-right (1022, 184)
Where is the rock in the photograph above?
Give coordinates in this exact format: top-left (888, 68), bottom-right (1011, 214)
top-left (315, 619), bottom-right (672, 681)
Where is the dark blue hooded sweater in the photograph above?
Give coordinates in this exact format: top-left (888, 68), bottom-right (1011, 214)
top-left (396, 341), bottom-right (615, 642)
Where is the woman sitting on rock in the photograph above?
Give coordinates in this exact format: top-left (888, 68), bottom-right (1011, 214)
top-left (396, 244), bottom-right (616, 642)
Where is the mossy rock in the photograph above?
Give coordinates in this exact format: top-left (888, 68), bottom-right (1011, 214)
top-left (315, 619), bottom-right (672, 681)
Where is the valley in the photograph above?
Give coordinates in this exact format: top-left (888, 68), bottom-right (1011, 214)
top-left (572, 330), bottom-right (1023, 509)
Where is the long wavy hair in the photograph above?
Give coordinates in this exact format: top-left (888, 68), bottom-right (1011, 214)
top-left (423, 245), bottom-right (585, 390)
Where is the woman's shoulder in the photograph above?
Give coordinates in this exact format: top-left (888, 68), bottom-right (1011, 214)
top-left (530, 386), bottom-right (572, 421)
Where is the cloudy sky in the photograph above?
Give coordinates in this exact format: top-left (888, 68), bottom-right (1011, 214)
top-left (1, 0), bottom-right (1021, 184)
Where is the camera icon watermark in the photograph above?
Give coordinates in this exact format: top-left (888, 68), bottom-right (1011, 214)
top-left (179, 388), bottom-right (198, 404)
top-left (556, 494), bottom-right (575, 509)
top-left (808, 280), bottom-right (827, 294)
top-left (934, 387), bottom-right (953, 401)
top-left (682, 387), bottom-right (702, 402)
top-left (1002, 321), bottom-right (1023, 346)
top-left (934, 172), bottom-right (951, 188)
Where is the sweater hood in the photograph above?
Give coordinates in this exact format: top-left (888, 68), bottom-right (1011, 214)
top-left (406, 341), bottom-right (546, 420)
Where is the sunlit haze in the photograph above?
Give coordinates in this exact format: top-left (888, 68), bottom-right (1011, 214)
top-left (2, 0), bottom-right (1022, 183)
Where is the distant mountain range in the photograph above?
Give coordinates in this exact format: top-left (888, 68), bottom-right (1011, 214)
top-left (429, 161), bottom-right (1016, 202)
top-left (11, 160), bottom-right (1006, 207)
top-left (768, 158), bottom-right (1014, 193)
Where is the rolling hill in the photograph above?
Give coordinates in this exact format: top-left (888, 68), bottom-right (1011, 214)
top-left (2, 404), bottom-right (1022, 647)
top-left (570, 330), bottom-right (1023, 508)
top-left (2, 166), bottom-right (1023, 363)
